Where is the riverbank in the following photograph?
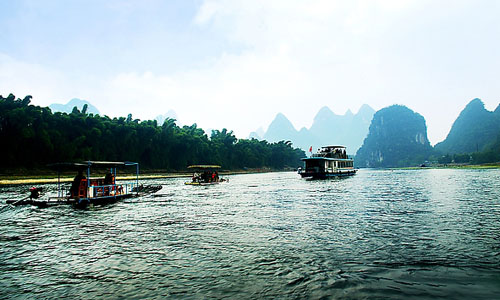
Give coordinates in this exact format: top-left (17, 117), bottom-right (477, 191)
top-left (0, 168), bottom-right (281, 185)
top-left (397, 162), bottom-right (500, 170)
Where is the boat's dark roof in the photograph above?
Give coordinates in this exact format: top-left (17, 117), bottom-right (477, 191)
top-left (321, 145), bottom-right (346, 149)
top-left (302, 157), bottom-right (352, 161)
top-left (85, 161), bottom-right (139, 168)
top-left (47, 162), bottom-right (87, 170)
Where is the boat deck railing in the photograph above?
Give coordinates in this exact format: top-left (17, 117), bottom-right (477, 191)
top-left (87, 182), bottom-right (137, 199)
top-left (57, 181), bottom-right (139, 200)
top-left (311, 153), bottom-right (349, 159)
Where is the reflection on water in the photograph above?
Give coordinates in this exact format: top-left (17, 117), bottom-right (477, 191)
top-left (1, 169), bottom-right (499, 299)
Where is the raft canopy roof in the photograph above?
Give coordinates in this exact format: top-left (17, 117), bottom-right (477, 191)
top-left (48, 161), bottom-right (139, 170)
top-left (187, 165), bottom-right (221, 170)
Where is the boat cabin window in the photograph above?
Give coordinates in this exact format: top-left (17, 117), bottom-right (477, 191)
top-left (305, 160), bottom-right (323, 169)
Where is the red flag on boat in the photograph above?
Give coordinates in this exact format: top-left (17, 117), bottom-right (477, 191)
top-left (309, 146), bottom-right (312, 152)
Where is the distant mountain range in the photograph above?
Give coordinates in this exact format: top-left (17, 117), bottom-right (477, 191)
top-left (355, 98), bottom-right (500, 167)
top-left (250, 105), bottom-right (375, 154)
top-left (48, 97), bottom-right (500, 168)
top-left (50, 98), bottom-right (181, 127)
top-left (49, 98), bottom-right (100, 115)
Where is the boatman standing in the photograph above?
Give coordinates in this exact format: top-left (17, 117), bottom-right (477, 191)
top-left (71, 170), bottom-right (86, 197)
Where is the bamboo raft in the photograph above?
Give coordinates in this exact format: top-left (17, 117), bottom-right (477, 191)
top-left (2, 162), bottom-right (161, 209)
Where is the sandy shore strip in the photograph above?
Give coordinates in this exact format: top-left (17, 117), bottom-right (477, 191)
top-left (0, 174), bottom-right (190, 185)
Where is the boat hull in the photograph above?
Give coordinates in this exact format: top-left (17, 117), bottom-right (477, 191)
top-left (299, 169), bottom-right (357, 179)
top-left (6, 198), bottom-right (71, 208)
top-left (73, 193), bottom-right (135, 208)
top-left (7, 194), bottom-right (137, 208)
top-left (184, 181), bottom-right (219, 186)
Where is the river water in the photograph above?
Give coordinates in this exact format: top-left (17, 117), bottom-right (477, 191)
top-left (1, 169), bottom-right (499, 299)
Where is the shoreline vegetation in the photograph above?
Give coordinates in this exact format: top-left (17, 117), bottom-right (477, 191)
top-left (0, 168), bottom-right (285, 185)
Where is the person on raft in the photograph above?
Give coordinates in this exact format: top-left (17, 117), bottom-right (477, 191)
top-left (71, 170), bottom-right (86, 197)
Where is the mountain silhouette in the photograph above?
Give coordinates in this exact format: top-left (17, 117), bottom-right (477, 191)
top-left (49, 98), bottom-right (100, 115)
top-left (257, 105), bottom-right (375, 154)
top-left (155, 109), bottom-right (179, 126)
top-left (434, 98), bottom-right (500, 154)
top-left (249, 127), bottom-right (265, 140)
top-left (263, 113), bottom-right (298, 142)
top-left (356, 105), bottom-right (433, 167)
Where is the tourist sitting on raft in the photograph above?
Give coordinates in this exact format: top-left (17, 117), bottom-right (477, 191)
top-left (191, 171), bottom-right (221, 183)
top-left (104, 172), bottom-right (114, 185)
top-left (103, 172), bottom-right (115, 195)
top-left (192, 172), bottom-right (200, 183)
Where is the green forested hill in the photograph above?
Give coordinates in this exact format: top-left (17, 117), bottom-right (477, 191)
top-left (0, 94), bottom-right (305, 171)
top-left (434, 99), bottom-right (500, 154)
top-left (355, 105), bottom-right (433, 167)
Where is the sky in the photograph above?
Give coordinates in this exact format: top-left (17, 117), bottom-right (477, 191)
top-left (1, 0), bottom-right (499, 145)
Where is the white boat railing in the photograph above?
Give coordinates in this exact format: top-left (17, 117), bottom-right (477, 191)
top-left (87, 182), bottom-right (138, 198)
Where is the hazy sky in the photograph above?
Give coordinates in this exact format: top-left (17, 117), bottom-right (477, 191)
top-left (1, 0), bottom-right (499, 145)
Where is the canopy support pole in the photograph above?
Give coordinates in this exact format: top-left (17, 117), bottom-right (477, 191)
top-left (136, 163), bottom-right (139, 196)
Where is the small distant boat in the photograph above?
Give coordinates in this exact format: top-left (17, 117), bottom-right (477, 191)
top-left (6, 161), bottom-right (142, 208)
top-left (298, 146), bottom-right (357, 179)
top-left (185, 165), bottom-right (227, 185)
